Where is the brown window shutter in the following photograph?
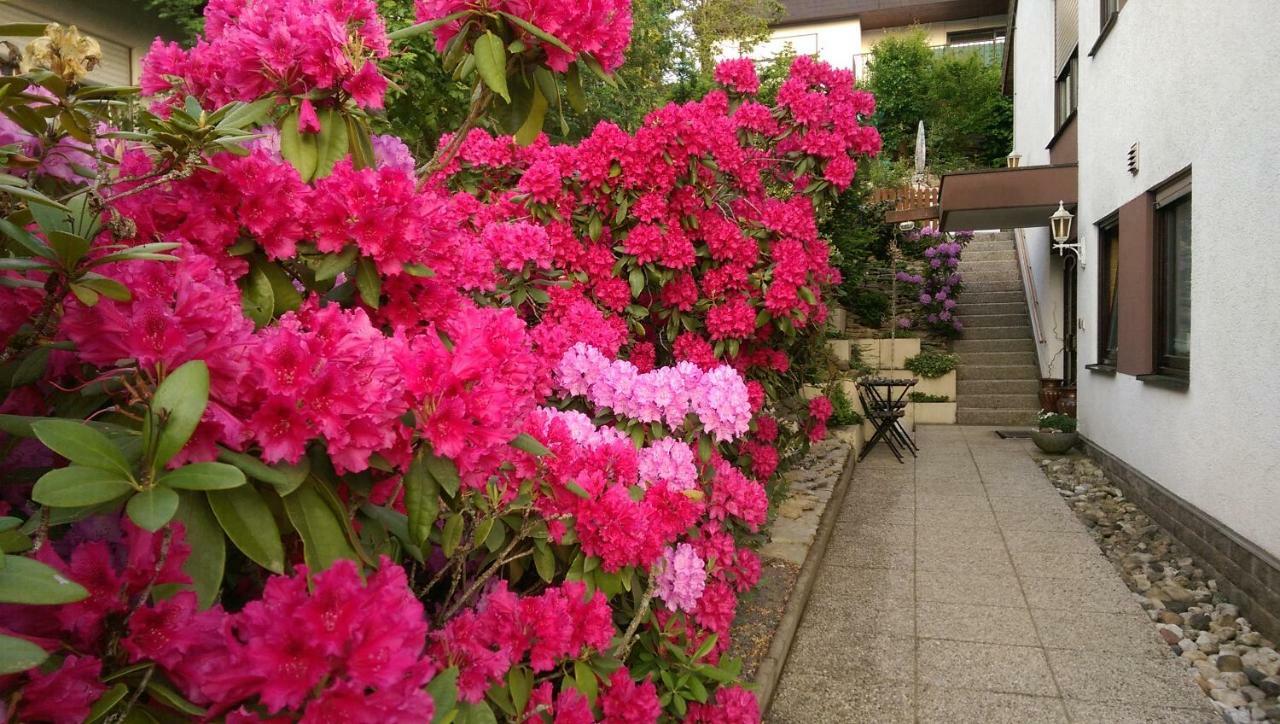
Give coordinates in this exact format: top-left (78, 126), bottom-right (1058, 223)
top-left (1056, 0), bottom-right (1080, 71)
top-left (1116, 193), bottom-right (1156, 375)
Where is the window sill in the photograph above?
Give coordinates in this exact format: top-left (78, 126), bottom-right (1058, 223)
top-left (1086, 363), bottom-right (1116, 375)
top-left (1137, 373), bottom-right (1189, 391)
top-left (1088, 11), bottom-right (1120, 57)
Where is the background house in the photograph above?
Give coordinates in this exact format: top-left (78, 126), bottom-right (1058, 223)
top-left (748, 0), bottom-right (1008, 77)
top-left (0, 0), bottom-right (179, 84)
top-left (940, 0), bottom-right (1280, 637)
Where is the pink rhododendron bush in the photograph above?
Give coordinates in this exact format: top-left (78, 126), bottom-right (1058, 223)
top-left (0, 0), bottom-right (878, 721)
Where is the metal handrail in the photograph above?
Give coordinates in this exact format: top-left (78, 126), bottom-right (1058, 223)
top-left (1013, 228), bottom-right (1047, 346)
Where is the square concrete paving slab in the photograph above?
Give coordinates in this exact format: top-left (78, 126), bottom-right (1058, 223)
top-left (822, 538), bottom-right (915, 569)
top-left (915, 524), bottom-right (1008, 551)
top-left (801, 594), bottom-right (916, 637)
top-left (845, 490), bottom-right (915, 511)
top-left (916, 548), bottom-right (1017, 576)
top-left (1063, 700), bottom-right (1221, 723)
top-left (916, 571), bottom-right (1027, 607)
top-left (917, 507), bottom-right (999, 529)
top-left (995, 508), bottom-right (1086, 532)
top-left (841, 504), bottom-right (915, 526)
top-left (784, 633), bottom-right (915, 685)
top-left (917, 481), bottom-right (987, 497)
top-left (989, 495), bottom-right (1072, 513)
top-left (1030, 609), bottom-right (1169, 655)
top-left (830, 522), bottom-right (914, 547)
top-left (1001, 529), bottom-right (1101, 554)
top-left (918, 688), bottom-right (1069, 724)
top-left (915, 493), bottom-right (992, 512)
top-left (1045, 649), bottom-right (1210, 708)
top-left (1021, 575), bottom-right (1146, 614)
top-left (812, 566), bottom-right (913, 604)
top-left (768, 675), bottom-right (914, 723)
top-left (1009, 550), bottom-right (1117, 579)
top-left (916, 601), bottom-right (1040, 646)
top-left (917, 639), bottom-right (1058, 696)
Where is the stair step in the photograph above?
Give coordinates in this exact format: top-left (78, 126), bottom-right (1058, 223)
top-left (965, 282), bottom-right (1026, 294)
top-left (962, 250), bottom-right (1018, 262)
top-left (958, 351), bottom-right (1038, 366)
top-left (958, 259), bottom-right (1021, 272)
top-left (959, 290), bottom-right (1025, 304)
top-left (956, 408), bottom-right (1039, 426)
top-left (955, 302), bottom-right (1027, 316)
top-left (953, 338), bottom-right (1036, 353)
top-left (963, 271), bottom-right (1023, 284)
top-left (961, 325), bottom-right (1033, 340)
top-left (963, 313), bottom-right (1030, 328)
top-left (957, 365), bottom-right (1040, 381)
top-left (958, 379), bottom-right (1040, 395)
top-left (956, 393), bottom-right (1040, 409)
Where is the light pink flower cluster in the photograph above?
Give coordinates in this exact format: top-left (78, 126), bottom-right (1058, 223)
top-left (555, 343), bottom-right (752, 441)
top-left (141, 0), bottom-right (390, 109)
top-left (637, 437), bottom-right (697, 490)
top-left (655, 543), bottom-right (707, 612)
top-left (415, 0), bottom-right (633, 73)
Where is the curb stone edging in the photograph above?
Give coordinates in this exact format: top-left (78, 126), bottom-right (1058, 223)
top-left (752, 444), bottom-right (857, 716)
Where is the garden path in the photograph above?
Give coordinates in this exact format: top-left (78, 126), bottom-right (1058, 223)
top-left (767, 425), bottom-right (1219, 723)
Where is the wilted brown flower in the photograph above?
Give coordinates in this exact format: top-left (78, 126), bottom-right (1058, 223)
top-left (20, 24), bottom-right (102, 84)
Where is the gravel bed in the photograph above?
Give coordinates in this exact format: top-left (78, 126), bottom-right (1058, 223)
top-left (726, 557), bottom-right (800, 681)
top-left (1040, 456), bottom-right (1280, 723)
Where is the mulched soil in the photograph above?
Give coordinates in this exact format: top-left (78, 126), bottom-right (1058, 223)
top-left (727, 556), bottom-right (800, 680)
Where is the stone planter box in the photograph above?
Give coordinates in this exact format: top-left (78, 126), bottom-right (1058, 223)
top-left (850, 337), bottom-right (919, 370)
top-left (831, 424), bottom-right (864, 457)
top-left (827, 307), bottom-right (847, 334)
top-left (826, 339), bottom-right (851, 365)
top-left (912, 370), bottom-right (956, 400)
top-left (913, 401), bottom-right (956, 425)
top-left (1032, 430), bottom-right (1078, 454)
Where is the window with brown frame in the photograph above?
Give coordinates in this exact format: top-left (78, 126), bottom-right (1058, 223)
top-left (1154, 180), bottom-right (1192, 378)
top-left (1055, 53), bottom-right (1078, 130)
top-left (1097, 217), bottom-right (1120, 367)
top-left (1101, 0), bottom-right (1121, 24)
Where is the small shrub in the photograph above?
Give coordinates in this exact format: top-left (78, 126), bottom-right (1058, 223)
top-left (904, 351), bottom-right (958, 378)
top-left (848, 288), bottom-right (891, 328)
top-left (909, 391), bottom-right (950, 403)
top-left (1038, 411), bottom-right (1078, 433)
top-left (829, 384), bottom-right (864, 426)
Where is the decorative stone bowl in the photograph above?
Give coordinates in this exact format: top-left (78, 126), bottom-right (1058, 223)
top-left (1031, 430), bottom-right (1078, 454)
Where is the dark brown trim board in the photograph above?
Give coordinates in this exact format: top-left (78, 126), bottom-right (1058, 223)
top-left (1083, 437), bottom-right (1280, 641)
top-left (1116, 193), bottom-right (1155, 375)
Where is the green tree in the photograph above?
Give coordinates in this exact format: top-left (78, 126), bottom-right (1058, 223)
top-left (863, 31), bottom-right (934, 160)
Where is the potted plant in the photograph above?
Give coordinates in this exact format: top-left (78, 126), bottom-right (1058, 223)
top-left (1031, 411), bottom-right (1078, 454)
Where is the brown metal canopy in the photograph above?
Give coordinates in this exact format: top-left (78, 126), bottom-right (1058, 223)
top-left (938, 163), bottom-right (1077, 231)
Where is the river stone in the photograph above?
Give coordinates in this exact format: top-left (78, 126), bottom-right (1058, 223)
top-left (1219, 655), bottom-right (1245, 673)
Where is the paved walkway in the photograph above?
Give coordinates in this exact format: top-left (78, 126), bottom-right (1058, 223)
top-left (768, 425), bottom-right (1219, 723)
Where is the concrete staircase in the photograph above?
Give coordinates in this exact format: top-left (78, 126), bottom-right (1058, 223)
top-left (954, 232), bottom-right (1040, 426)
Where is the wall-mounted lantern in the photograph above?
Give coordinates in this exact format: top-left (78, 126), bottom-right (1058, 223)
top-left (1006, 152), bottom-right (1022, 168)
top-left (1050, 201), bottom-right (1085, 268)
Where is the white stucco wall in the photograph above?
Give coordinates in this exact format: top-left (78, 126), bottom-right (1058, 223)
top-left (746, 19), bottom-right (862, 71)
top-left (859, 14), bottom-right (1006, 53)
top-left (1074, 0), bottom-right (1280, 558)
top-left (1009, 0), bottom-right (1062, 377)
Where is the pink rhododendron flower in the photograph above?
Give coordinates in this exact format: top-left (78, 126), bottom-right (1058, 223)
top-left (714, 58), bottom-right (761, 94)
top-left (655, 543), bottom-right (707, 612)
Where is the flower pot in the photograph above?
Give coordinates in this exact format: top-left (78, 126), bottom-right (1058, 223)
top-left (1031, 430), bottom-right (1078, 454)
top-left (1038, 378), bottom-right (1063, 413)
top-left (1058, 387), bottom-right (1077, 417)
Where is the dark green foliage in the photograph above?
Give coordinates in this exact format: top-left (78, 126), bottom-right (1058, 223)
top-left (848, 288), bottom-right (890, 328)
top-left (864, 30), bottom-right (1013, 171)
top-left (140, 0), bottom-right (207, 41)
top-left (908, 391), bottom-right (949, 403)
top-left (903, 351), bottom-right (958, 379)
top-left (1037, 412), bottom-right (1078, 433)
top-left (828, 384), bottom-right (863, 426)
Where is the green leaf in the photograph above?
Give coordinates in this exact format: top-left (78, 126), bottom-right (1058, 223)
top-left (355, 256), bottom-right (381, 308)
top-left (0, 555), bottom-right (89, 604)
top-left (76, 275), bottom-right (131, 302)
top-left (69, 282), bottom-right (99, 306)
top-left (216, 97), bottom-right (276, 130)
top-left (217, 448), bottom-right (308, 494)
top-left (47, 230), bottom-right (90, 270)
top-left (473, 32), bottom-right (510, 103)
top-left (698, 435), bottom-right (712, 463)
top-left (514, 82), bottom-right (548, 146)
top-left (311, 246), bottom-right (357, 281)
top-left (149, 360), bottom-right (210, 468)
top-left (240, 258), bottom-right (274, 326)
top-left (441, 513), bottom-right (464, 557)
top-left (32, 466), bottom-right (133, 507)
top-left (0, 182), bottom-right (70, 210)
top-left (282, 480), bottom-right (356, 572)
top-left (313, 107), bottom-right (349, 181)
top-left (404, 452), bottom-right (441, 549)
top-left (126, 487), bottom-right (179, 531)
top-left (145, 679), bottom-right (206, 716)
top-left (84, 682), bottom-right (128, 722)
top-left (278, 108), bottom-right (319, 181)
top-left (159, 462), bottom-right (247, 491)
top-left (387, 10), bottom-right (469, 41)
top-left (564, 481), bottom-right (590, 499)
top-left (0, 218), bottom-right (54, 260)
top-left (255, 257), bottom-right (301, 315)
top-left (533, 541), bottom-right (555, 582)
top-left (424, 452), bottom-right (462, 498)
top-left (173, 491), bottom-right (224, 609)
top-left (497, 12), bottom-right (574, 53)
top-left (32, 419), bottom-right (131, 476)
top-left (0, 634), bottom-right (47, 674)
top-left (207, 485), bottom-right (285, 573)
top-left (565, 63), bottom-right (586, 113)
top-left (628, 267), bottom-right (645, 298)
top-left (509, 433), bottom-right (550, 457)
top-left (459, 701), bottom-right (497, 724)
top-left (426, 667), bottom-right (459, 724)
top-left (10, 346), bottom-right (49, 387)
top-left (573, 660), bottom-right (599, 707)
